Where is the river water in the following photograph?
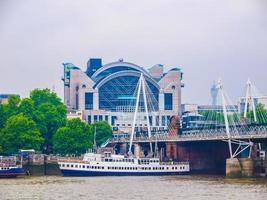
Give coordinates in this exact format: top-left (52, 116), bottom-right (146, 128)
top-left (0, 176), bottom-right (267, 200)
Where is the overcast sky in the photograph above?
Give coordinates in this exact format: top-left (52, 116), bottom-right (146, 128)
top-left (0, 0), bottom-right (266, 104)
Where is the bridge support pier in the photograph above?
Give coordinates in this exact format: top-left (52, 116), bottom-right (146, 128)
top-left (226, 158), bottom-right (254, 178)
top-left (166, 142), bottom-right (178, 161)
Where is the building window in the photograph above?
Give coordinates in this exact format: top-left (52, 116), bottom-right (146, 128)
top-left (99, 115), bottom-right (103, 121)
top-left (85, 92), bottom-right (93, 110)
top-left (111, 116), bottom-right (117, 126)
top-left (167, 116), bottom-right (171, 126)
top-left (156, 116), bottom-right (159, 126)
top-left (162, 116), bottom-right (166, 126)
top-left (75, 94), bottom-right (79, 110)
top-left (149, 116), bottom-right (152, 126)
top-left (94, 115), bottom-right (98, 122)
top-left (105, 115), bottom-right (108, 121)
top-left (164, 93), bottom-right (173, 110)
top-left (88, 115), bottom-right (91, 124)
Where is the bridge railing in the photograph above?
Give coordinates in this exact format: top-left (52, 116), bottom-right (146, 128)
top-left (109, 125), bottom-right (267, 143)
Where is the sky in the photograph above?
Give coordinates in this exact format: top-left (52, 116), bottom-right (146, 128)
top-left (0, 0), bottom-right (267, 104)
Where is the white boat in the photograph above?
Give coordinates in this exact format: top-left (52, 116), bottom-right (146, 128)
top-left (58, 151), bottom-right (189, 176)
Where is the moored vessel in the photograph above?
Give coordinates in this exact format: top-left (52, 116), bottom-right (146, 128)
top-left (0, 165), bottom-right (25, 178)
top-left (59, 151), bottom-right (189, 176)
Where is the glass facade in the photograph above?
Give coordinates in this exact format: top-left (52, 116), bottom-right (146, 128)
top-left (164, 93), bottom-right (173, 110)
top-left (85, 92), bottom-right (93, 110)
top-left (94, 66), bottom-right (139, 84)
top-left (98, 76), bottom-right (159, 112)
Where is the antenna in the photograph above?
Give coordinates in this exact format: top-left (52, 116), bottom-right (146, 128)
top-left (93, 126), bottom-right (97, 151)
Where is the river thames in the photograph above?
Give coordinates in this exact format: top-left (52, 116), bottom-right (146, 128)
top-left (0, 176), bottom-right (267, 200)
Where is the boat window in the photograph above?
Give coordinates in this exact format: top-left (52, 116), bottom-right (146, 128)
top-left (66, 164), bottom-right (69, 167)
top-left (75, 165), bottom-right (78, 168)
top-left (167, 167), bottom-right (169, 170)
top-left (172, 167), bottom-right (174, 170)
top-left (102, 166), bottom-right (104, 169)
top-left (62, 164), bottom-right (65, 167)
top-left (87, 165), bottom-right (89, 168)
top-left (71, 165), bottom-right (73, 168)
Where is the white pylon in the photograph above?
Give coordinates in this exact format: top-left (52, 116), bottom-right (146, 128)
top-left (217, 79), bottom-right (253, 159)
top-left (244, 79), bottom-right (257, 122)
top-left (128, 73), bottom-right (152, 156)
top-left (217, 79), bottom-right (233, 158)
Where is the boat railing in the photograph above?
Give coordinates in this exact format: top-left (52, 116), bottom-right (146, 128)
top-left (160, 161), bottom-right (189, 165)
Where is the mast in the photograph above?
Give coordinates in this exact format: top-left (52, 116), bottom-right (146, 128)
top-left (93, 126), bottom-right (97, 151)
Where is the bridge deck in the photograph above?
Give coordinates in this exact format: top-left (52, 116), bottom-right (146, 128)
top-left (109, 125), bottom-right (267, 144)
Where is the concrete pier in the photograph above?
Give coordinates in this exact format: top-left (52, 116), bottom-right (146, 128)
top-left (226, 158), bottom-right (254, 178)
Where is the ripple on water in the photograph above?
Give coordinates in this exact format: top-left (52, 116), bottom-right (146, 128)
top-left (0, 176), bottom-right (267, 200)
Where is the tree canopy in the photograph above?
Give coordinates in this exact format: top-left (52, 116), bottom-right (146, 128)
top-left (91, 121), bottom-right (113, 147)
top-left (0, 88), bottom-right (113, 155)
top-left (53, 118), bottom-right (93, 156)
top-left (0, 114), bottom-right (44, 154)
top-left (247, 103), bottom-right (267, 124)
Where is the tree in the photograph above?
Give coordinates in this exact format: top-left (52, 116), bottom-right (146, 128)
top-left (53, 118), bottom-right (93, 155)
top-left (29, 89), bottom-right (67, 153)
top-left (0, 104), bottom-right (5, 129)
top-left (1, 95), bottom-right (20, 123)
top-left (247, 103), bottom-right (267, 124)
top-left (0, 114), bottom-right (44, 154)
top-left (91, 121), bottom-right (112, 146)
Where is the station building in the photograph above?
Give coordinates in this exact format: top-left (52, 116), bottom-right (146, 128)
top-left (62, 58), bottom-right (184, 133)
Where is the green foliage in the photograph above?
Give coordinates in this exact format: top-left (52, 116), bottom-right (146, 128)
top-left (247, 103), bottom-right (267, 124)
top-left (0, 104), bottom-right (5, 128)
top-left (199, 111), bottom-right (225, 123)
top-left (53, 118), bottom-right (92, 155)
top-left (3, 95), bottom-right (20, 119)
top-left (91, 121), bottom-right (113, 146)
top-left (23, 89), bottom-right (67, 153)
top-left (199, 110), bottom-right (241, 126)
top-left (30, 88), bottom-right (63, 108)
top-left (0, 89), bottom-right (67, 154)
top-left (0, 114), bottom-right (44, 154)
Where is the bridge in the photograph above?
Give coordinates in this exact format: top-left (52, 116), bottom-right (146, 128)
top-left (108, 124), bottom-right (267, 145)
top-left (103, 75), bottom-right (267, 176)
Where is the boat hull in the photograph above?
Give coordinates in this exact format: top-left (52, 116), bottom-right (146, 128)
top-left (61, 169), bottom-right (189, 176)
top-left (0, 168), bottom-right (25, 178)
